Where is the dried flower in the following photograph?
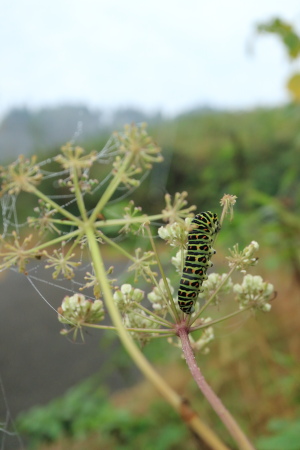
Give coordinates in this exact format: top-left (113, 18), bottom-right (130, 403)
top-left (220, 194), bottom-right (237, 221)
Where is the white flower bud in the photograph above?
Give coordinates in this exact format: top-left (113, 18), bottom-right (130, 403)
top-left (233, 274), bottom-right (274, 312)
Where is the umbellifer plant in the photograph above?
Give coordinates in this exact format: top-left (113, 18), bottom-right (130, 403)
top-left (0, 124), bottom-right (274, 450)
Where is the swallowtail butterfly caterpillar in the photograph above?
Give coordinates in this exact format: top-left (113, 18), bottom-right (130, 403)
top-left (178, 211), bottom-right (221, 314)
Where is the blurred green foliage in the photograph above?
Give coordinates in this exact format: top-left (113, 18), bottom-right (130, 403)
top-left (256, 18), bottom-right (300, 101)
top-left (16, 376), bottom-right (196, 450)
top-left (255, 417), bottom-right (300, 450)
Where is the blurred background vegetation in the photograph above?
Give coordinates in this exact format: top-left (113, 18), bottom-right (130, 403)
top-left (1, 15), bottom-right (300, 450)
top-left (0, 101), bottom-right (298, 449)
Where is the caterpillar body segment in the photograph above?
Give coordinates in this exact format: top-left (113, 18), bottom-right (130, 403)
top-left (178, 211), bottom-right (220, 314)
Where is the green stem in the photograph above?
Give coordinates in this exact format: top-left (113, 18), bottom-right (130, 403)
top-left (147, 227), bottom-right (180, 322)
top-left (28, 229), bottom-right (81, 254)
top-left (64, 233), bottom-right (84, 259)
top-left (85, 225), bottom-right (229, 449)
top-left (189, 305), bottom-right (252, 333)
top-left (71, 168), bottom-right (88, 221)
top-left (100, 232), bottom-right (137, 262)
top-left (30, 186), bottom-right (80, 224)
top-left (133, 302), bottom-right (173, 327)
top-left (190, 266), bottom-right (236, 326)
top-left (46, 219), bottom-right (78, 226)
top-left (94, 212), bottom-right (165, 228)
top-left (146, 270), bottom-right (176, 320)
top-left (82, 322), bottom-right (173, 334)
top-left (89, 153), bottom-right (133, 223)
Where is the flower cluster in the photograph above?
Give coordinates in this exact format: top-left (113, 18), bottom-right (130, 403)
top-left (55, 143), bottom-right (97, 175)
top-left (0, 155), bottom-right (43, 196)
top-left (199, 273), bottom-right (233, 306)
top-left (171, 250), bottom-right (187, 273)
top-left (113, 123), bottom-right (163, 170)
top-left (158, 217), bottom-right (192, 249)
top-left (227, 241), bottom-right (259, 272)
top-left (127, 248), bottom-right (157, 282)
top-left (44, 246), bottom-right (81, 279)
top-left (80, 265), bottom-right (116, 299)
top-left (113, 284), bottom-right (158, 345)
top-left (58, 293), bottom-right (105, 327)
top-left (28, 200), bottom-right (61, 235)
top-left (113, 284), bottom-right (144, 313)
top-left (233, 274), bottom-right (274, 312)
top-left (0, 232), bottom-right (40, 273)
top-left (220, 194), bottom-right (237, 221)
top-left (119, 201), bottom-right (145, 234)
top-left (162, 192), bottom-right (196, 223)
top-left (148, 278), bottom-right (174, 316)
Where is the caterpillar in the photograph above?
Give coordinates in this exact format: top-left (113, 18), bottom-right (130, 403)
top-left (178, 211), bottom-right (221, 314)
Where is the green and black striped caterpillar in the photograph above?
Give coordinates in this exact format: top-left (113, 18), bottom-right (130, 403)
top-left (178, 211), bottom-right (221, 314)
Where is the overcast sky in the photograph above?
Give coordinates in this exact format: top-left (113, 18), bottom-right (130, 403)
top-left (1, 0), bottom-right (300, 118)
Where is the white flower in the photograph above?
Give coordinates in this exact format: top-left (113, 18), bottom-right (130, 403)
top-left (58, 293), bottom-right (104, 325)
top-left (113, 284), bottom-right (144, 312)
top-left (171, 250), bottom-right (187, 273)
top-left (148, 278), bottom-right (174, 316)
top-left (233, 274), bottom-right (274, 312)
top-left (158, 217), bottom-right (192, 248)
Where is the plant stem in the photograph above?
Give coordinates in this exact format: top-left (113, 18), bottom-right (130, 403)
top-left (89, 153), bottom-right (133, 222)
top-left (85, 225), bottom-right (229, 450)
top-left (82, 323), bottom-right (173, 334)
top-left (147, 226), bottom-right (180, 322)
top-left (190, 266), bottom-right (236, 326)
top-left (29, 229), bottom-right (81, 254)
top-left (30, 186), bottom-right (80, 223)
top-left (178, 327), bottom-right (255, 450)
top-left (190, 305), bottom-right (252, 333)
top-left (71, 167), bottom-right (88, 221)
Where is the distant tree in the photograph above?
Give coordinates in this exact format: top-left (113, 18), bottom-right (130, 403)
top-left (257, 17), bottom-right (300, 101)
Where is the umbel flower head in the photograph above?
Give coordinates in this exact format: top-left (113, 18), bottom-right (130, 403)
top-left (58, 293), bottom-right (105, 326)
top-left (158, 217), bottom-right (193, 249)
top-left (148, 278), bottom-right (174, 316)
top-left (113, 284), bottom-right (144, 313)
top-left (227, 241), bottom-right (259, 272)
top-left (0, 155), bottom-right (43, 196)
top-left (113, 284), bottom-right (159, 345)
top-left (233, 274), bottom-right (274, 312)
top-left (113, 123), bottom-right (163, 170)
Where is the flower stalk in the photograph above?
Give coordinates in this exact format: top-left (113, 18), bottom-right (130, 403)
top-left (178, 326), bottom-right (255, 450)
